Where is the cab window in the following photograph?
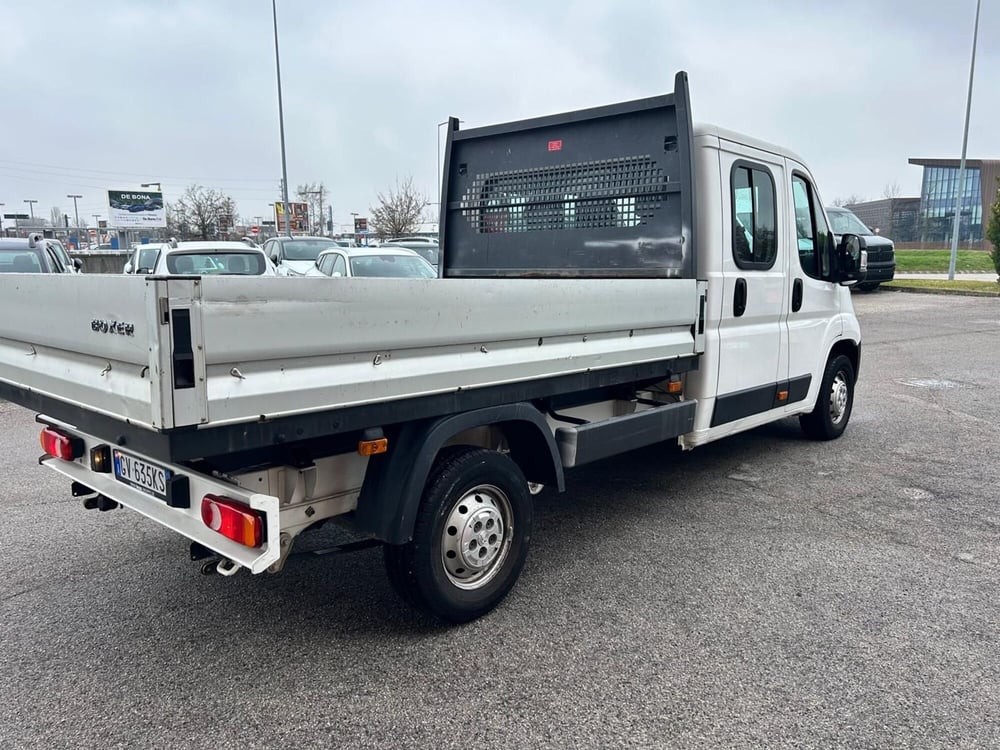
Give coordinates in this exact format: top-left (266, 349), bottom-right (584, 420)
top-left (731, 163), bottom-right (777, 269)
top-left (791, 175), bottom-right (833, 279)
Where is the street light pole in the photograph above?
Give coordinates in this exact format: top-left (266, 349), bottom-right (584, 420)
top-left (272, 0), bottom-right (292, 238)
top-left (24, 199), bottom-right (37, 221)
top-left (92, 214), bottom-right (101, 246)
top-left (948, 0), bottom-right (981, 281)
top-left (140, 182), bottom-right (161, 192)
top-left (67, 194), bottom-right (82, 230)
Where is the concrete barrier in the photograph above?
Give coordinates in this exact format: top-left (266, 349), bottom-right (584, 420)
top-left (70, 252), bottom-right (130, 274)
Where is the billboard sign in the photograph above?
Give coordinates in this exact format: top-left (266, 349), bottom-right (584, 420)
top-left (274, 202), bottom-right (309, 233)
top-left (108, 190), bottom-right (166, 227)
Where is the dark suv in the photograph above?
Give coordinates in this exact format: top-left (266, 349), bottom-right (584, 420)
top-left (826, 207), bottom-right (895, 291)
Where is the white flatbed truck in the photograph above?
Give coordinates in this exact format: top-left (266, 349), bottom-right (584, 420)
top-left (0, 73), bottom-right (868, 622)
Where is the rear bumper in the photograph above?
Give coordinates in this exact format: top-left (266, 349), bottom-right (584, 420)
top-left (39, 417), bottom-right (281, 574)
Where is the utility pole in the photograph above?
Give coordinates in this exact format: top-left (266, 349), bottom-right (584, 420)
top-left (272, 0), bottom-right (292, 238)
top-left (24, 199), bottom-right (37, 221)
top-left (948, 0), bottom-right (981, 281)
top-left (306, 188), bottom-right (324, 236)
top-left (67, 194), bottom-right (82, 231)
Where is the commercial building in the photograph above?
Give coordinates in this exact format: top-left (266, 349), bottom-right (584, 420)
top-left (907, 158), bottom-right (1000, 246)
top-left (845, 197), bottom-right (921, 242)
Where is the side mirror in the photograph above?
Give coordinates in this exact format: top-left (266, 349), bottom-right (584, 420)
top-left (73, 258), bottom-right (83, 270)
top-left (836, 233), bottom-right (868, 286)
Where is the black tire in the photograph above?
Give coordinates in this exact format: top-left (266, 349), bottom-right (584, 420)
top-left (383, 447), bottom-right (533, 623)
top-left (856, 282), bottom-right (880, 292)
top-left (799, 354), bottom-right (856, 440)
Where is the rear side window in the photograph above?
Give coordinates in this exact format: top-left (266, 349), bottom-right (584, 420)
top-left (167, 252), bottom-right (266, 275)
top-left (731, 163), bottom-right (777, 269)
top-left (0, 250), bottom-right (43, 273)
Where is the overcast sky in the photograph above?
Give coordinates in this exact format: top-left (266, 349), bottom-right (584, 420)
top-left (1, 0), bottom-right (996, 231)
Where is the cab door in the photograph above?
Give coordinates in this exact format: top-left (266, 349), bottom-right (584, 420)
top-left (783, 164), bottom-right (842, 412)
top-left (712, 144), bottom-right (788, 429)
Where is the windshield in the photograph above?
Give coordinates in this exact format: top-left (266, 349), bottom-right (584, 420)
top-left (827, 209), bottom-right (872, 236)
top-left (167, 251), bottom-right (266, 275)
top-left (136, 247), bottom-right (160, 270)
top-left (349, 255), bottom-right (437, 278)
top-left (281, 239), bottom-right (336, 261)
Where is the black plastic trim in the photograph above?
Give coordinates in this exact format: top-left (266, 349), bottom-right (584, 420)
top-left (355, 403), bottom-right (564, 545)
top-left (711, 374), bottom-right (812, 427)
top-left (555, 400), bottom-right (696, 468)
top-left (1, 354), bottom-right (700, 466)
top-left (171, 309), bottom-right (195, 390)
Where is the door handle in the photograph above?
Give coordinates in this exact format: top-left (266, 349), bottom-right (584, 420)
top-left (792, 278), bottom-right (803, 312)
top-left (734, 278), bottom-right (747, 317)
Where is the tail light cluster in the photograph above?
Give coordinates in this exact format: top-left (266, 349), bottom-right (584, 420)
top-left (39, 427), bottom-right (84, 461)
top-left (201, 495), bottom-right (263, 548)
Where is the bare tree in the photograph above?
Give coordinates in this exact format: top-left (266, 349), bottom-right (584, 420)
top-left (832, 194), bottom-right (866, 208)
top-left (370, 176), bottom-right (427, 239)
top-left (882, 181), bottom-right (902, 200)
top-left (50, 206), bottom-right (64, 228)
top-left (169, 185), bottom-right (238, 240)
top-left (295, 182), bottom-right (329, 235)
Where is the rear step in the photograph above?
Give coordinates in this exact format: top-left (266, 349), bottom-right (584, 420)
top-left (555, 401), bottom-right (696, 468)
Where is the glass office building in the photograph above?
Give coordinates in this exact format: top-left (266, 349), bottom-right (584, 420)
top-left (909, 158), bottom-right (1000, 244)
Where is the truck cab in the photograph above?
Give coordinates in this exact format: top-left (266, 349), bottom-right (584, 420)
top-left (684, 125), bottom-right (861, 446)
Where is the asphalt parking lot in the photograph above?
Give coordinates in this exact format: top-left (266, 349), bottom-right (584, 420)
top-left (1, 290), bottom-right (998, 749)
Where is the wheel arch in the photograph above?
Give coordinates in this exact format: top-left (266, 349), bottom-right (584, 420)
top-left (354, 403), bottom-right (564, 545)
top-left (829, 337), bottom-right (861, 383)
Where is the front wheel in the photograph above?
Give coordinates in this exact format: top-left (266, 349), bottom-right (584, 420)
top-left (856, 282), bottom-right (880, 292)
top-left (800, 354), bottom-right (856, 440)
top-left (384, 447), bottom-right (533, 623)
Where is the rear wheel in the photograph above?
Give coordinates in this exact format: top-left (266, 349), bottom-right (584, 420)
top-left (384, 447), bottom-right (533, 623)
top-left (800, 354), bottom-right (856, 440)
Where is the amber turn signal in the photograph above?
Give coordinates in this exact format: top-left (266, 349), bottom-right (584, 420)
top-left (358, 438), bottom-right (388, 456)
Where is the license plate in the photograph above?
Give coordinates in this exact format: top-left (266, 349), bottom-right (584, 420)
top-left (113, 449), bottom-right (171, 500)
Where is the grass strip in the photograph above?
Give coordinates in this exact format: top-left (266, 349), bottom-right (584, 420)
top-left (894, 250), bottom-right (994, 273)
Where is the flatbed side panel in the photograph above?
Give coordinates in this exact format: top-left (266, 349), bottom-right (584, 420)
top-left (0, 274), bottom-right (161, 428)
top-left (190, 276), bottom-right (702, 427)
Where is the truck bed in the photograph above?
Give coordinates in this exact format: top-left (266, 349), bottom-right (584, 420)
top-left (0, 274), bottom-right (704, 461)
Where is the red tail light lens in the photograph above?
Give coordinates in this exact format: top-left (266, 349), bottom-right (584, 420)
top-left (39, 427), bottom-right (84, 461)
top-left (201, 495), bottom-right (263, 548)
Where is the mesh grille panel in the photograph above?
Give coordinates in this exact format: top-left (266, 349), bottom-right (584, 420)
top-left (460, 156), bottom-right (665, 234)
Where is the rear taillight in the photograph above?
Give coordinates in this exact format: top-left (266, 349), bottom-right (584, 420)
top-left (39, 427), bottom-right (84, 461)
top-left (201, 495), bottom-right (263, 548)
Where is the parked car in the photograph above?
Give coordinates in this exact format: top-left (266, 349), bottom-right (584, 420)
top-left (381, 240), bottom-right (440, 267)
top-left (307, 246), bottom-right (437, 278)
top-left (262, 235), bottom-right (338, 276)
top-left (46, 239), bottom-right (83, 273)
top-left (0, 236), bottom-right (78, 274)
top-left (387, 236), bottom-right (438, 244)
top-left (147, 241), bottom-right (278, 276)
top-left (826, 206), bottom-right (895, 291)
top-left (123, 243), bottom-right (170, 274)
